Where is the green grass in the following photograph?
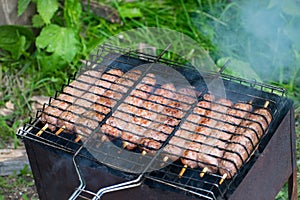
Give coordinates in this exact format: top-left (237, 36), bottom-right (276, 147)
top-left (0, 0), bottom-right (299, 199)
top-left (0, 165), bottom-right (37, 199)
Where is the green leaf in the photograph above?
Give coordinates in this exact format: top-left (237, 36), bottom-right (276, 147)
top-left (38, 53), bottom-right (65, 70)
top-left (0, 25), bottom-right (34, 59)
top-left (64, 0), bottom-right (82, 29)
top-left (37, 0), bottom-right (58, 24)
top-left (36, 24), bottom-right (81, 63)
top-left (118, 7), bottom-right (143, 19)
top-left (18, 0), bottom-right (31, 16)
top-left (32, 14), bottom-right (45, 28)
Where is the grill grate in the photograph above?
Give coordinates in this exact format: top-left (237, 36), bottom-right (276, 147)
top-left (17, 44), bottom-right (292, 200)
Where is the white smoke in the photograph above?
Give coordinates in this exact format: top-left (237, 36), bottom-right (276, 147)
top-left (194, 0), bottom-right (300, 83)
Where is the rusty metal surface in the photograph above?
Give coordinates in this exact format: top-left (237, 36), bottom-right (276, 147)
top-left (228, 109), bottom-right (297, 200)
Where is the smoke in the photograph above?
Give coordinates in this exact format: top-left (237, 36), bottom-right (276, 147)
top-left (194, 0), bottom-right (300, 83)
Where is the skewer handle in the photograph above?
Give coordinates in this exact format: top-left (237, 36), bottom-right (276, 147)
top-left (123, 141), bottom-right (128, 149)
top-left (178, 164), bottom-right (188, 178)
top-left (264, 101), bottom-right (269, 108)
top-left (199, 167), bottom-right (208, 178)
top-left (219, 173), bottom-right (227, 185)
top-left (163, 156), bottom-right (169, 162)
top-left (55, 126), bottom-right (65, 136)
top-left (36, 124), bottom-right (48, 137)
top-left (75, 135), bottom-right (81, 143)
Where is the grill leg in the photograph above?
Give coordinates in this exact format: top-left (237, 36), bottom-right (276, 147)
top-left (69, 146), bottom-right (86, 200)
top-left (288, 108), bottom-right (298, 200)
top-left (288, 172), bottom-right (298, 200)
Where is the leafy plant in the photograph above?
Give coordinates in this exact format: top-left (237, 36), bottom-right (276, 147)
top-left (0, 25), bottom-right (34, 60)
top-left (0, 0), bottom-right (86, 77)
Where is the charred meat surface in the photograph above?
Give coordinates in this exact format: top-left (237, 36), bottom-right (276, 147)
top-left (41, 70), bottom-right (104, 131)
top-left (140, 87), bottom-right (197, 154)
top-left (163, 94), bottom-right (213, 162)
top-left (57, 69), bottom-right (123, 132)
top-left (219, 106), bottom-right (272, 178)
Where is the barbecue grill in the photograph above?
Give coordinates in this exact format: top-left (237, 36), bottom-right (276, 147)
top-left (17, 44), bottom-right (297, 200)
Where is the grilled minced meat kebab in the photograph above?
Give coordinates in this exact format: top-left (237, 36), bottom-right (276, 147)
top-left (41, 69), bottom-right (105, 131)
top-left (219, 106), bottom-right (272, 178)
top-left (41, 68), bottom-right (272, 180)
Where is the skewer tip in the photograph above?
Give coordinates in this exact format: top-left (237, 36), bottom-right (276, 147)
top-left (36, 123), bottom-right (48, 136)
top-left (178, 164), bottom-right (188, 178)
top-left (55, 125), bottom-right (65, 136)
top-left (101, 135), bottom-right (107, 142)
top-left (75, 135), bottom-right (81, 143)
top-left (264, 101), bottom-right (269, 108)
top-left (219, 173), bottom-right (227, 185)
top-left (123, 141), bottom-right (128, 149)
top-left (163, 156), bottom-right (169, 162)
top-left (199, 167), bottom-right (208, 178)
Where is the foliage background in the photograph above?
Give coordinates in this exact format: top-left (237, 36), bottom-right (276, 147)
top-left (0, 0), bottom-right (299, 199)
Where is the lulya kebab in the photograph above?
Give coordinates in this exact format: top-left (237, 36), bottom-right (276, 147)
top-left (219, 101), bottom-right (272, 179)
top-left (84, 70), bottom-right (142, 141)
top-left (99, 71), bottom-right (154, 142)
top-left (117, 73), bottom-right (157, 149)
top-left (40, 70), bottom-right (104, 131)
top-left (178, 96), bottom-right (231, 177)
top-left (196, 102), bottom-right (252, 177)
top-left (162, 94), bottom-right (214, 163)
top-left (194, 98), bottom-right (233, 173)
top-left (57, 69), bottom-right (123, 132)
top-left (139, 87), bottom-right (197, 155)
top-left (72, 69), bottom-right (125, 137)
top-left (120, 83), bottom-right (176, 150)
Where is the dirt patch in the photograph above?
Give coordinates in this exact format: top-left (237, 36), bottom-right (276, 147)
top-left (0, 174), bottom-right (38, 199)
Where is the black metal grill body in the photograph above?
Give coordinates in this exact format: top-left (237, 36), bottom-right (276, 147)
top-left (22, 108), bottom-right (296, 200)
top-left (18, 45), bottom-right (298, 200)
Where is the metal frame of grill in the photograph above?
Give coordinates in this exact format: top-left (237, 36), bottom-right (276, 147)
top-left (17, 44), bottom-right (297, 200)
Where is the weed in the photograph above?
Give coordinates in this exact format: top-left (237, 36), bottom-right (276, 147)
top-left (0, 0), bottom-right (299, 199)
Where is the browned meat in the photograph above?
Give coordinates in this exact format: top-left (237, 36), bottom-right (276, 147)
top-left (119, 74), bottom-right (157, 149)
top-left (139, 123), bottom-right (173, 153)
top-left (72, 69), bottom-right (125, 136)
top-left (96, 69), bottom-right (142, 109)
top-left (40, 98), bottom-right (71, 131)
top-left (164, 94), bottom-right (213, 162)
top-left (57, 69), bottom-right (123, 132)
top-left (219, 106), bottom-right (272, 179)
top-left (135, 83), bottom-right (177, 123)
top-left (100, 72), bottom-right (154, 142)
top-left (116, 84), bottom-right (177, 144)
top-left (195, 102), bottom-right (252, 173)
top-left (41, 70), bottom-right (103, 131)
top-left (140, 87), bottom-right (197, 154)
top-left (196, 98), bottom-right (233, 172)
